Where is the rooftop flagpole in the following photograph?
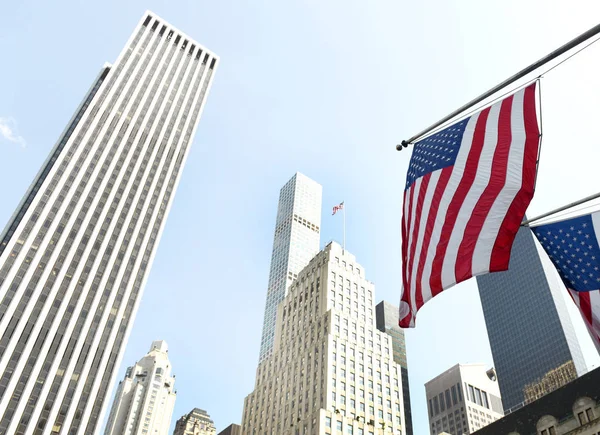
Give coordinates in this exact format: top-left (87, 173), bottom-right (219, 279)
top-left (343, 201), bottom-right (346, 254)
top-left (397, 22), bottom-right (600, 150)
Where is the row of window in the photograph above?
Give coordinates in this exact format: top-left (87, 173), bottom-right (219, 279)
top-left (429, 383), bottom-right (463, 417)
top-left (325, 415), bottom-right (402, 434)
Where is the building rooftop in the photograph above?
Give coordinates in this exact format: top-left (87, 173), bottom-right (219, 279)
top-left (473, 366), bottom-right (600, 434)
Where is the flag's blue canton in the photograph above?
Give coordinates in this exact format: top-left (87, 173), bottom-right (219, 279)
top-left (405, 118), bottom-right (469, 190)
top-left (532, 214), bottom-right (600, 291)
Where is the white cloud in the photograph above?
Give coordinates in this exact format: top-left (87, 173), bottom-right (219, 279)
top-left (0, 117), bottom-right (26, 148)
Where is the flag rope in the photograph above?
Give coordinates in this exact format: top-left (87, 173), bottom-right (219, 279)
top-left (397, 23), bottom-right (600, 150)
top-left (406, 77), bottom-right (541, 149)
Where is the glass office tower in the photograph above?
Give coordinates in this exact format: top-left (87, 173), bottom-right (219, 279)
top-left (0, 11), bottom-right (218, 434)
top-left (477, 227), bottom-right (586, 412)
top-left (376, 301), bottom-right (414, 435)
top-left (258, 173), bottom-right (322, 362)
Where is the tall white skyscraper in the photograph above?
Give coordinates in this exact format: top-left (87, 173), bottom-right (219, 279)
top-left (0, 11), bottom-right (217, 434)
top-left (258, 173), bottom-right (322, 362)
top-left (243, 242), bottom-right (406, 434)
top-left (104, 341), bottom-right (176, 435)
top-left (425, 364), bottom-right (504, 435)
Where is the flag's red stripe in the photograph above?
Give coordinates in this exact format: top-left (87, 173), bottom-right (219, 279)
top-left (430, 109), bottom-right (491, 295)
top-left (490, 83), bottom-right (539, 271)
top-left (455, 97), bottom-right (514, 282)
top-left (415, 167), bottom-right (453, 310)
top-left (578, 291), bottom-right (593, 326)
top-left (406, 174), bottom-right (431, 294)
top-left (401, 188), bottom-right (414, 291)
top-left (399, 188), bottom-right (415, 327)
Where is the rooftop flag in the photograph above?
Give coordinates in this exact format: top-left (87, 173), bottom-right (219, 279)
top-left (400, 83), bottom-right (540, 328)
top-left (531, 211), bottom-right (600, 352)
top-left (332, 201), bottom-right (344, 216)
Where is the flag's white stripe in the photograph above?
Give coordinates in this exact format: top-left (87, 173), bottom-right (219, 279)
top-left (592, 211), bottom-right (600, 249)
top-left (440, 102), bottom-right (502, 288)
top-left (405, 177), bottom-right (422, 322)
top-left (472, 87), bottom-right (527, 274)
top-left (591, 290), bottom-right (600, 353)
top-left (570, 289), bottom-right (600, 354)
top-left (419, 114), bottom-right (480, 297)
top-left (409, 170), bottom-right (441, 313)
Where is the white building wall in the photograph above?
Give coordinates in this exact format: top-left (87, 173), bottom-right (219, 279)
top-left (425, 364), bottom-right (504, 435)
top-left (105, 340), bottom-right (176, 435)
top-left (243, 242), bottom-right (405, 434)
top-left (0, 11), bottom-right (217, 434)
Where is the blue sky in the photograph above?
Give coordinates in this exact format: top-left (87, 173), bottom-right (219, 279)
top-left (1, 0), bottom-right (600, 433)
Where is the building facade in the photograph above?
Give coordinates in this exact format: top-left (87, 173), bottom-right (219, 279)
top-left (258, 173), bottom-right (322, 362)
top-left (104, 341), bottom-right (176, 435)
top-left (0, 11), bottom-right (218, 434)
top-left (216, 423), bottom-right (241, 435)
top-left (473, 366), bottom-right (600, 435)
top-left (172, 408), bottom-right (216, 435)
top-left (376, 301), bottom-right (413, 435)
top-left (425, 364), bottom-right (504, 435)
top-left (476, 228), bottom-right (586, 412)
top-left (243, 242), bottom-right (406, 434)
top-left (523, 361), bottom-right (578, 405)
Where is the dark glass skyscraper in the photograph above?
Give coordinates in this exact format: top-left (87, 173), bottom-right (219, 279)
top-left (376, 301), bottom-right (414, 435)
top-left (477, 227), bottom-right (586, 413)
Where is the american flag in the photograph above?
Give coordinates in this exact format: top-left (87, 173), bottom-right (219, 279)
top-left (400, 83), bottom-right (540, 328)
top-left (531, 211), bottom-right (600, 352)
top-left (332, 201), bottom-right (344, 216)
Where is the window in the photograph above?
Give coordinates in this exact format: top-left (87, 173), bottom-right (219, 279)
top-left (585, 407), bottom-right (594, 421)
top-left (468, 385), bottom-right (475, 403)
top-left (439, 393), bottom-right (446, 411)
top-left (578, 411), bottom-right (586, 425)
top-left (337, 421), bottom-right (343, 430)
top-left (482, 391), bottom-right (489, 409)
top-left (445, 389), bottom-right (452, 409)
top-left (451, 386), bottom-right (458, 406)
top-left (326, 417), bottom-right (332, 427)
top-left (475, 388), bottom-right (482, 406)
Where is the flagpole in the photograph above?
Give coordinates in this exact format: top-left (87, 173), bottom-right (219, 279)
top-left (343, 201), bottom-right (346, 254)
top-left (521, 191), bottom-right (600, 227)
top-left (396, 21), bottom-right (600, 150)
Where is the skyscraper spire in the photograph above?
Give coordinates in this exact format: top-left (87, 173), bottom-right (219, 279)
top-left (104, 341), bottom-right (177, 435)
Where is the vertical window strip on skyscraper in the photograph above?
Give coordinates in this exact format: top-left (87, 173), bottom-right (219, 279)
top-left (49, 31), bottom-right (204, 433)
top-left (0, 23), bottom-right (157, 435)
